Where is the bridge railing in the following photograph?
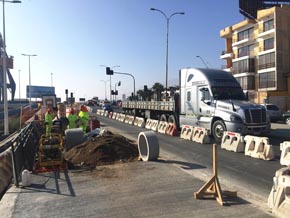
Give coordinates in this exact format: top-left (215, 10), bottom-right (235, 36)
top-left (0, 121), bottom-right (40, 189)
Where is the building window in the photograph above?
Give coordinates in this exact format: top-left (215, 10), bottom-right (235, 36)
top-left (235, 75), bottom-right (255, 90)
top-left (264, 19), bottom-right (274, 32)
top-left (258, 52), bottom-right (275, 70)
top-left (238, 44), bottom-right (254, 57)
top-left (264, 38), bottom-right (274, 51)
top-left (232, 58), bottom-right (255, 74)
top-left (238, 27), bottom-right (254, 41)
top-left (259, 71), bottom-right (275, 89)
top-left (187, 91), bottom-right (191, 101)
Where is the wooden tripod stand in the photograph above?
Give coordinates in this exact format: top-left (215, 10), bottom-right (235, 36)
top-left (194, 144), bottom-right (237, 206)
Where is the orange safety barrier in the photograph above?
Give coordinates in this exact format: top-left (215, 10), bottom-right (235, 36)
top-left (166, 123), bottom-right (179, 136)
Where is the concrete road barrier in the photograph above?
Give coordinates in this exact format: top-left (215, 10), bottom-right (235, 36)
top-left (244, 135), bottom-right (275, 160)
top-left (221, 131), bottom-right (245, 152)
top-left (268, 141), bottom-right (290, 217)
top-left (157, 121), bottom-right (168, 134)
top-left (180, 125), bottom-right (194, 140)
top-left (192, 127), bottom-right (211, 144)
top-left (150, 120), bottom-right (159, 132)
top-left (280, 141), bottom-right (290, 166)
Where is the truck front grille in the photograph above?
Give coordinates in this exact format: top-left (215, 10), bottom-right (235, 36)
top-left (244, 108), bottom-right (266, 124)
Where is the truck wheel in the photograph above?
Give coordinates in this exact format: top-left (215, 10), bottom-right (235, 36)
top-left (168, 115), bottom-right (176, 124)
top-left (212, 120), bottom-right (226, 143)
top-left (160, 114), bottom-right (168, 122)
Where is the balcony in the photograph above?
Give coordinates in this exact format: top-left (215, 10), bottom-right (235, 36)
top-left (258, 62), bottom-right (275, 71)
top-left (257, 26), bottom-right (275, 39)
top-left (220, 50), bottom-right (233, 59)
top-left (232, 35), bottom-right (255, 47)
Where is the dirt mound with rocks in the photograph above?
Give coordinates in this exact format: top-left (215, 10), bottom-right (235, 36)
top-left (64, 131), bottom-right (139, 167)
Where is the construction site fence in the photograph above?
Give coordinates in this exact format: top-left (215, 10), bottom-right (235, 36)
top-left (0, 121), bottom-right (39, 188)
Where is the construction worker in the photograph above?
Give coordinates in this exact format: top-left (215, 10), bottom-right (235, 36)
top-left (44, 107), bottom-right (54, 136)
top-left (67, 108), bottom-right (78, 129)
top-left (78, 105), bottom-right (89, 133)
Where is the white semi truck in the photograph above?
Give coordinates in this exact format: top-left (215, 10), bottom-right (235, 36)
top-left (122, 68), bottom-right (271, 142)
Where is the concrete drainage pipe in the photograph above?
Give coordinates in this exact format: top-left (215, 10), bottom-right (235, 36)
top-left (137, 131), bottom-right (159, 161)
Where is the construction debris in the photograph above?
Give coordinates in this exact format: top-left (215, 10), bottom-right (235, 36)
top-left (63, 131), bottom-right (139, 167)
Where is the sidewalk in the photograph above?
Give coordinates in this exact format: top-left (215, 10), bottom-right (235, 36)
top-left (0, 160), bottom-right (274, 218)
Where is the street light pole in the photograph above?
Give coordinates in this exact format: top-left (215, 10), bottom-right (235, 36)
top-left (21, 53), bottom-right (37, 108)
top-left (2, 0), bottom-right (21, 135)
top-left (196, 55), bottom-right (209, 68)
top-left (150, 8), bottom-right (184, 101)
top-left (100, 65), bottom-right (120, 102)
top-left (18, 69), bottom-right (20, 98)
top-left (100, 80), bottom-right (109, 100)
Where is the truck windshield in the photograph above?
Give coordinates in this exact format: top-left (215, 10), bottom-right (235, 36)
top-left (211, 87), bottom-right (246, 101)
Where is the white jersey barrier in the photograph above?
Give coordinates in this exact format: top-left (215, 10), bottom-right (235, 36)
top-left (268, 141), bottom-right (290, 218)
top-left (244, 135), bottom-right (275, 160)
top-left (127, 116), bottom-right (135, 125)
top-left (151, 119), bottom-right (159, 132)
top-left (192, 127), bottom-right (211, 144)
top-left (280, 141), bottom-right (290, 166)
top-left (221, 131), bottom-right (245, 153)
top-left (145, 119), bottom-right (154, 130)
top-left (104, 110), bottom-right (109, 117)
top-left (112, 112), bottom-right (117, 119)
top-left (138, 118), bottom-right (146, 128)
top-left (118, 114), bottom-right (126, 122)
top-left (180, 125), bottom-right (194, 140)
top-left (115, 113), bottom-right (121, 121)
top-left (96, 109), bottom-right (104, 116)
top-left (124, 115), bottom-right (131, 124)
top-left (157, 121), bottom-right (168, 134)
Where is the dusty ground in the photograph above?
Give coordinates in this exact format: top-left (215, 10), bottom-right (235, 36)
top-left (63, 130), bottom-right (139, 168)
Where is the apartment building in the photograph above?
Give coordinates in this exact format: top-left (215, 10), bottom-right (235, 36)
top-left (220, 4), bottom-right (290, 111)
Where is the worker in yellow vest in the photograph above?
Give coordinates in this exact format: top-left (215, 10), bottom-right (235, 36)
top-left (78, 105), bottom-right (89, 133)
top-left (67, 108), bottom-right (78, 129)
top-left (44, 107), bottom-right (54, 136)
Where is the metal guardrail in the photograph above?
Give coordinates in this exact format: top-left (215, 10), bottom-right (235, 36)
top-left (0, 121), bottom-right (40, 187)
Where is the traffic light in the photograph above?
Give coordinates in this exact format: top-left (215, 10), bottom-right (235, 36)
top-left (144, 85), bottom-right (148, 92)
top-left (106, 67), bottom-right (114, 75)
top-left (65, 89), bottom-right (68, 95)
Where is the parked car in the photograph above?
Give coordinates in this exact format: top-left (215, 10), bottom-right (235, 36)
top-left (102, 104), bottom-right (113, 112)
top-left (264, 104), bottom-right (282, 122)
top-left (282, 111), bottom-right (290, 125)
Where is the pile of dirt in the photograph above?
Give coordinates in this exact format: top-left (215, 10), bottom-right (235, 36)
top-left (64, 131), bottom-right (139, 167)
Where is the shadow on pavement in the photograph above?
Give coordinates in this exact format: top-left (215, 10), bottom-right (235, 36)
top-left (156, 159), bottom-right (206, 170)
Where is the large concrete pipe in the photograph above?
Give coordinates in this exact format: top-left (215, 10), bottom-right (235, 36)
top-left (137, 131), bottom-right (159, 161)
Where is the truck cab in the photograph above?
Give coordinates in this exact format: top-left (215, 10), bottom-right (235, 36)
top-left (179, 68), bottom-right (271, 142)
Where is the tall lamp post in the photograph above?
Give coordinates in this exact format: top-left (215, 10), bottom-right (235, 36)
top-left (18, 69), bottom-right (21, 98)
top-left (100, 65), bottom-right (120, 102)
top-left (21, 53), bottom-right (37, 108)
top-left (2, 0), bottom-right (21, 135)
top-left (150, 8), bottom-right (184, 101)
top-left (51, 72), bottom-right (53, 86)
top-left (100, 80), bottom-right (109, 100)
top-left (196, 55), bottom-right (209, 68)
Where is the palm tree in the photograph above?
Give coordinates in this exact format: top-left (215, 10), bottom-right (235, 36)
top-left (151, 82), bottom-right (164, 101)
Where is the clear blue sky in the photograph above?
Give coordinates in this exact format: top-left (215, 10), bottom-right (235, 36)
top-left (4, 0), bottom-right (244, 101)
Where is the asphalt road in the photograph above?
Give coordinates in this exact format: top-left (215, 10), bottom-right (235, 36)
top-left (97, 115), bottom-right (285, 204)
